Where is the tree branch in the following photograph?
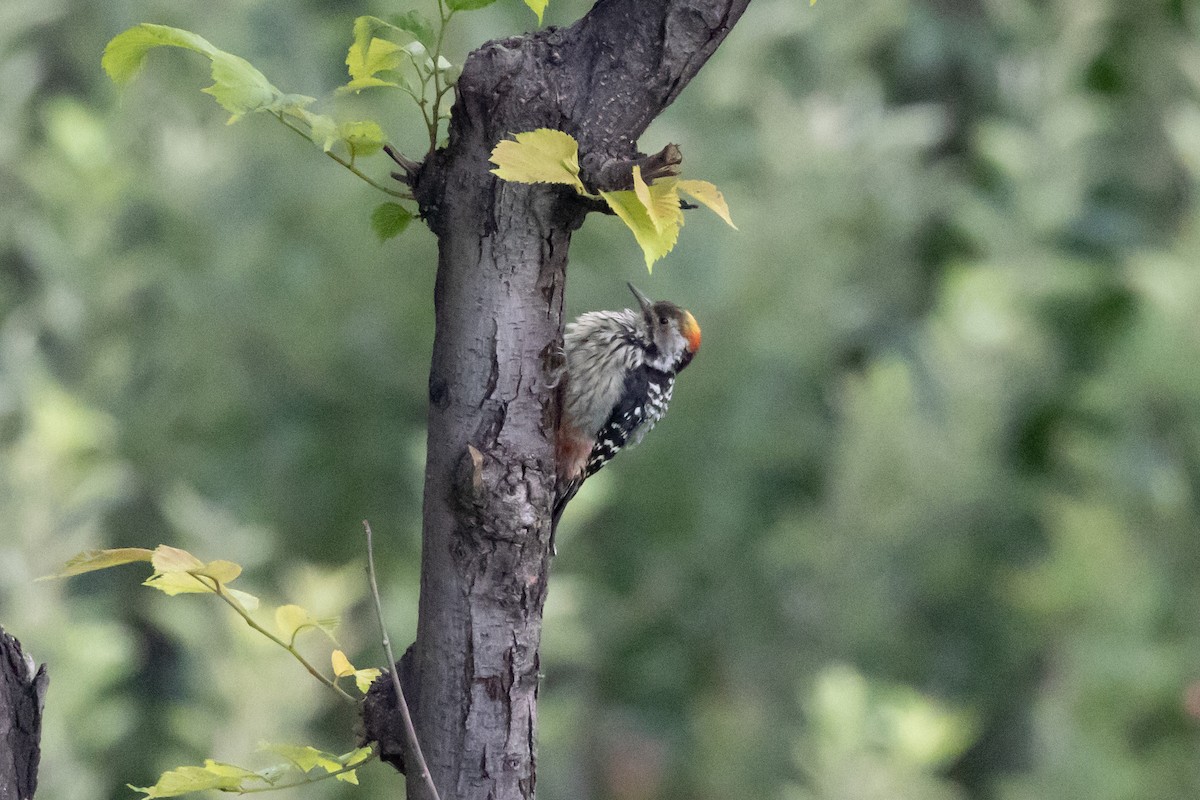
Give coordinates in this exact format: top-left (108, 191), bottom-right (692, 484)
top-left (581, 143), bottom-right (684, 193)
top-left (384, 144), bottom-right (423, 187)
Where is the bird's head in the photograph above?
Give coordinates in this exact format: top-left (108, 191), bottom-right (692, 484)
top-left (628, 283), bottom-right (701, 372)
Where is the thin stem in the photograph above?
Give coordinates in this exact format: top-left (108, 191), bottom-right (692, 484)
top-left (235, 750), bottom-right (379, 794)
top-left (274, 113), bottom-right (415, 200)
top-left (363, 521), bottom-right (443, 800)
top-left (416, 72), bottom-right (435, 139)
top-left (428, 2), bottom-right (454, 152)
top-left (196, 575), bottom-right (358, 705)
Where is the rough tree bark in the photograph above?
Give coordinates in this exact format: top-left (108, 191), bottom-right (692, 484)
top-left (363, 2), bottom-right (751, 799)
top-left (0, 626), bottom-right (47, 800)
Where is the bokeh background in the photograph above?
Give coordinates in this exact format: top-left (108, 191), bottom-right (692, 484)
top-left (4, 0), bottom-right (1200, 797)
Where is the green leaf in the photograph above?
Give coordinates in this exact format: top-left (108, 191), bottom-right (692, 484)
top-left (39, 547), bottom-right (153, 579)
top-left (101, 24), bottom-right (315, 123)
top-left (102, 24), bottom-right (218, 83)
top-left (601, 188), bottom-right (682, 271)
top-left (524, 0), bottom-right (550, 24)
top-left (201, 53), bottom-right (281, 121)
top-left (291, 108), bottom-right (340, 151)
top-left (371, 202), bottom-right (414, 241)
top-left (130, 760), bottom-right (262, 798)
top-left (338, 120), bottom-right (386, 158)
top-left (489, 129), bottom-right (586, 194)
top-left (389, 10), bottom-right (436, 49)
top-left (447, 0), bottom-right (500, 10)
top-left (677, 179), bottom-right (737, 229)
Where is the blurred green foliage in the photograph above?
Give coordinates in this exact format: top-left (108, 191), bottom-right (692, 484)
top-left (4, 0), bottom-right (1200, 798)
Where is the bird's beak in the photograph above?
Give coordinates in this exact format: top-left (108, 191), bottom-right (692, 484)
top-left (628, 282), bottom-right (654, 319)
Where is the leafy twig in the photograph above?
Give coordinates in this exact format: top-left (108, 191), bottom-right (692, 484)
top-left (273, 112), bottom-right (415, 200)
top-left (363, 520), bottom-right (442, 800)
top-left (195, 574), bottom-right (359, 705)
top-left (234, 750), bottom-right (379, 794)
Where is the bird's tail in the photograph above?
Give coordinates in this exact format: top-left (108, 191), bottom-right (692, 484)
top-left (549, 478), bottom-right (582, 555)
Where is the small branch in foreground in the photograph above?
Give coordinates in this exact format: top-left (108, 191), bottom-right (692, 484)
top-left (580, 142), bottom-right (684, 193)
top-left (363, 520), bottom-right (442, 800)
top-left (384, 144), bottom-right (422, 186)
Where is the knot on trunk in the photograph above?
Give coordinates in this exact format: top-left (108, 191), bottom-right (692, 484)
top-left (454, 444), bottom-right (552, 550)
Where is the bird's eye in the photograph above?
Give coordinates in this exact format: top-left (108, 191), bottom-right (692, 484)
top-left (658, 315), bottom-right (668, 325)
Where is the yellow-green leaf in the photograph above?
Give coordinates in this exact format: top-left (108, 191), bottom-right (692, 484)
top-left (447, 0), bottom-right (500, 10)
top-left (39, 547), bottom-right (153, 580)
top-left (346, 36), bottom-right (404, 84)
top-left (130, 760), bottom-right (261, 798)
top-left (192, 559), bottom-right (242, 584)
top-left (335, 745), bottom-right (374, 781)
top-left (489, 129), bottom-right (586, 194)
top-left (151, 545), bottom-right (204, 574)
top-left (224, 587), bottom-right (261, 612)
top-left (201, 52), bottom-right (278, 121)
top-left (102, 24), bottom-right (315, 124)
top-left (632, 167), bottom-right (684, 234)
top-left (354, 668), bottom-right (382, 694)
top-left (143, 571), bottom-right (214, 596)
top-left (601, 189), bottom-right (682, 271)
top-left (342, 746), bottom-right (374, 767)
top-left (339, 76), bottom-right (403, 94)
top-left (293, 109), bottom-right (340, 152)
top-left (331, 649), bottom-right (355, 677)
top-left (332, 650), bottom-right (380, 692)
top-left (677, 179), bottom-right (737, 229)
top-left (275, 603), bottom-right (333, 644)
top-left (524, 0), bottom-right (550, 24)
top-left (264, 744), bottom-right (342, 775)
top-left (102, 24), bottom-right (219, 83)
top-left (145, 546), bottom-right (256, 605)
top-left (338, 120), bottom-right (386, 157)
top-left (277, 604), bottom-right (309, 640)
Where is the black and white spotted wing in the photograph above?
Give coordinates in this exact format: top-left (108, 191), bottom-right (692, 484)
top-left (584, 365), bottom-right (675, 477)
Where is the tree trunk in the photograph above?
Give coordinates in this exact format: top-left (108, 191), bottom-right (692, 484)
top-left (364, 3), bottom-right (751, 798)
top-left (0, 627), bottom-right (47, 800)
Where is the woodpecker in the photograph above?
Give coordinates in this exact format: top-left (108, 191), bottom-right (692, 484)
top-left (553, 283), bottom-right (702, 536)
